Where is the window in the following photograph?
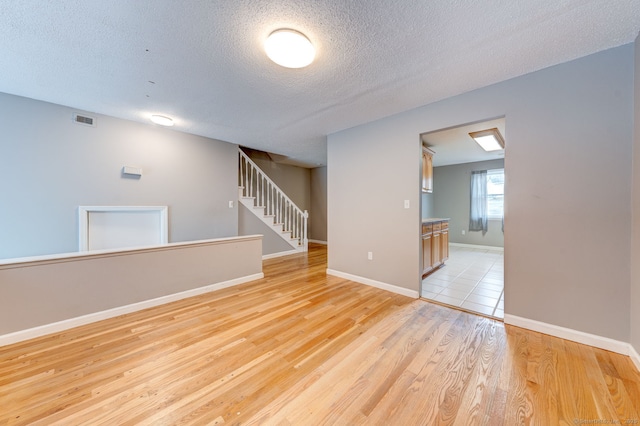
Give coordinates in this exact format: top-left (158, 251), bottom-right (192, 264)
top-left (469, 169), bottom-right (504, 235)
top-left (486, 169), bottom-right (504, 219)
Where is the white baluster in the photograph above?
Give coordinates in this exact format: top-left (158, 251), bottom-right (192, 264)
top-left (303, 210), bottom-right (308, 250)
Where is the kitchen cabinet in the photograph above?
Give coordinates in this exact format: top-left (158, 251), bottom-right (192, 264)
top-left (432, 223), bottom-right (442, 268)
top-left (422, 223), bottom-right (433, 274)
top-left (422, 219), bottom-right (449, 276)
top-left (440, 221), bottom-right (449, 262)
top-left (422, 146), bottom-right (434, 193)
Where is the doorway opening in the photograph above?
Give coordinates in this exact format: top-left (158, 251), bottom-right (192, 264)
top-left (419, 117), bottom-right (506, 319)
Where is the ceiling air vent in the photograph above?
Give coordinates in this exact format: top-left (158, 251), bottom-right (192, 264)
top-left (73, 113), bottom-right (96, 127)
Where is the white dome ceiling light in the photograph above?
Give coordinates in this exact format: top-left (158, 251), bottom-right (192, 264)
top-left (150, 115), bottom-right (174, 126)
top-left (265, 29), bottom-right (315, 69)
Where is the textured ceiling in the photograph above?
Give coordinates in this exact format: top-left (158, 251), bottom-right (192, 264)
top-left (1, 1), bottom-right (639, 167)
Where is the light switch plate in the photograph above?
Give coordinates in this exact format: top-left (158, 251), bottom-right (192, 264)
top-left (404, 200), bottom-right (410, 209)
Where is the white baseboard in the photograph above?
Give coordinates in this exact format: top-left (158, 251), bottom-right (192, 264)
top-left (504, 314), bottom-right (633, 358)
top-left (262, 249), bottom-right (300, 260)
top-left (0, 272), bottom-right (264, 347)
top-left (326, 269), bottom-right (419, 299)
top-left (630, 344), bottom-right (640, 372)
top-left (449, 242), bottom-right (504, 251)
top-left (308, 239), bottom-right (327, 245)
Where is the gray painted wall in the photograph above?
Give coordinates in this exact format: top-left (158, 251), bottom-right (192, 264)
top-left (433, 159), bottom-right (505, 247)
top-left (631, 33), bottom-right (640, 356)
top-left (328, 44), bottom-right (633, 342)
top-left (238, 204), bottom-right (295, 255)
top-left (310, 166), bottom-right (328, 242)
top-left (328, 120), bottom-right (422, 291)
top-left (245, 150), bottom-right (311, 212)
top-left (0, 93), bottom-right (239, 259)
top-left (421, 192), bottom-right (435, 219)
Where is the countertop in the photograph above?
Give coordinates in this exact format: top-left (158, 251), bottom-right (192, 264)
top-left (422, 218), bottom-right (450, 224)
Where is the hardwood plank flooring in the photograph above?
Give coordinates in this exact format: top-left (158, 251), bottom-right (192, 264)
top-left (1, 244), bottom-right (639, 425)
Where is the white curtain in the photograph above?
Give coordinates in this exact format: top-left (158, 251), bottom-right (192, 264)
top-left (469, 170), bottom-right (488, 235)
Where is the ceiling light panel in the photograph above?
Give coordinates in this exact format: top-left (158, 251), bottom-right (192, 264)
top-left (469, 128), bottom-right (505, 152)
top-left (150, 115), bottom-right (174, 126)
top-left (265, 29), bottom-right (315, 69)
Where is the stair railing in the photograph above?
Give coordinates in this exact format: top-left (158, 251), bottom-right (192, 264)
top-left (239, 148), bottom-right (308, 251)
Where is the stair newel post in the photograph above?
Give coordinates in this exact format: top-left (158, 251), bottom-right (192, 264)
top-left (303, 210), bottom-right (309, 251)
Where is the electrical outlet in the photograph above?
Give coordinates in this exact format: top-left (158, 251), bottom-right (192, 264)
top-left (461, 230), bottom-right (466, 235)
top-left (367, 251), bottom-right (373, 260)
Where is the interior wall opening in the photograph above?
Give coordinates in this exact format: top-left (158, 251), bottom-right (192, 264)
top-left (419, 117), bottom-right (506, 319)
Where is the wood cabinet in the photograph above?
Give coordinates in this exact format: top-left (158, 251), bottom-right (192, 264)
top-left (422, 146), bottom-right (434, 193)
top-left (432, 231), bottom-right (441, 268)
top-left (422, 219), bottom-right (449, 276)
top-left (440, 221), bottom-right (449, 262)
top-left (422, 232), bottom-right (433, 274)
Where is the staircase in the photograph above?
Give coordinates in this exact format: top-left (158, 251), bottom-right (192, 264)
top-left (238, 148), bottom-right (308, 252)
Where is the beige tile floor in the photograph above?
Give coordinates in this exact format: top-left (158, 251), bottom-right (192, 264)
top-left (421, 245), bottom-right (504, 319)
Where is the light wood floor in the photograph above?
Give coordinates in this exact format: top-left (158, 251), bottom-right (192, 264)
top-left (1, 244), bottom-right (639, 425)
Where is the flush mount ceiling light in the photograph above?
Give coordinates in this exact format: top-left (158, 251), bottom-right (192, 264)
top-left (265, 29), bottom-right (315, 68)
top-left (150, 115), bottom-right (174, 127)
top-left (469, 128), bottom-right (505, 152)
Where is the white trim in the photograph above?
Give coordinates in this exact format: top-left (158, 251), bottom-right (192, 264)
top-left (0, 235), bottom-right (263, 267)
top-left (629, 344), bottom-right (640, 372)
top-left (262, 249), bottom-right (299, 260)
top-left (449, 242), bottom-right (504, 251)
top-left (308, 239), bottom-right (328, 245)
top-left (504, 314), bottom-right (631, 356)
top-left (326, 269), bottom-right (419, 298)
top-left (78, 205), bottom-right (168, 251)
top-left (0, 272), bottom-right (264, 347)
